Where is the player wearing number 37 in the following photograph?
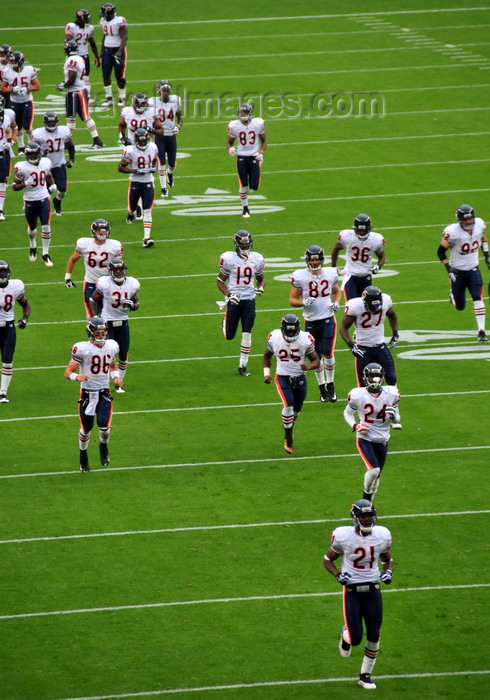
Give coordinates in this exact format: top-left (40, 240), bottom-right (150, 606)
top-left (323, 499), bottom-right (394, 690)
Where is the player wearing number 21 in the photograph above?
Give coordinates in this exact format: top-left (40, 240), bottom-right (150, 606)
top-left (227, 103), bottom-right (266, 219)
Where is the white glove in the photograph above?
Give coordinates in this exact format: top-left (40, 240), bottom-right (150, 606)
top-left (385, 406), bottom-right (397, 421)
top-left (255, 151), bottom-right (263, 164)
top-left (228, 147), bottom-right (236, 157)
top-left (254, 286), bottom-right (264, 295)
top-left (121, 299), bottom-right (135, 310)
top-left (227, 294), bottom-right (240, 306)
top-left (172, 124), bottom-right (180, 134)
top-left (57, 82), bottom-right (65, 91)
top-left (24, 176), bottom-right (35, 187)
top-left (14, 85), bottom-right (28, 96)
top-left (372, 264), bottom-right (380, 275)
top-left (303, 297), bottom-right (315, 307)
top-left (48, 184), bottom-right (57, 194)
top-left (330, 301), bottom-right (340, 313)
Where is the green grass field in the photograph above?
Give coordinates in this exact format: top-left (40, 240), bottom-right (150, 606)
top-left (1, 1), bottom-right (489, 698)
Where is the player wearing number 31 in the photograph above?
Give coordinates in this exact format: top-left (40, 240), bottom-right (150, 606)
top-left (227, 103), bottom-right (266, 218)
top-left (323, 499), bottom-right (394, 690)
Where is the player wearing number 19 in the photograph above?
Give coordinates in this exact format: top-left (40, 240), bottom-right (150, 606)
top-left (64, 317), bottom-right (122, 472)
top-left (227, 103), bottom-right (266, 218)
top-left (0, 260), bottom-right (31, 404)
top-left (323, 499), bottom-right (394, 690)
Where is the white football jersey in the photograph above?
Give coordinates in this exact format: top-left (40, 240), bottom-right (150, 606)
top-left (344, 293), bottom-right (393, 346)
top-left (121, 143), bottom-right (158, 183)
top-left (0, 279), bottom-right (25, 322)
top-left (291, 266), bottom-right (339, 321)
top-left (219, 250), bottom-right (265, 300)
top-left (120, 106), bottom-right (158, 140)
top-left (31, 125), bottom-right (72, 168)
top-left (96, 275), bottom-right (140, 322)
top-left (2, 65), bottom-right (37, 103)
top-left (329, 524), bottom-right (392, 583)
top-left (71, 338), bottom-right (119, 391)
top-left (63, 55), bottom-right (86, 91)
top-left (65, 22), bottom-right (95, 57)
top-left (227, 117), bottom-right (265, 156)
top-left (336, 229), bottom-right (385, 276)
top-left (149, 95), bottom-right (182, 136)
top-left (345, 385), bottom-right (400, 443)
top-left (74, 237), bottom-right (123, 284)
top-left (100, 15), bottom-right (126, 48)
top-left (0, 110), bottom-right (16, 150)
top-left (442, 218), bottom-right (487, 271)
top-left (15, 157), bottom-right (52, 201)
top-left (266, 328), bottom-right (315, 377)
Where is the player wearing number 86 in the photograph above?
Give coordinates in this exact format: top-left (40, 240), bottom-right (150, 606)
top-left (227, 103), bottom-right (267, 218)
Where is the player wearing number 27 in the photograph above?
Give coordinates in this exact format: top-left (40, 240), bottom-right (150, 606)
top-left (227, 103), bottom-right (266, 218)
top-left (323, 499), bottom-right (394, 690)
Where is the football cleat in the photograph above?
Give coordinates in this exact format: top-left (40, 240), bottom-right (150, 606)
top-left (90, 137), bottom-right (104, 149)
top-left (242, 206), bottom-right (250, 218)
top-left (115, 386), bottom-right (125, 393)
top-left (161, 187), bottom-right (168, 198)
top-left (135, 205), bottom-right (142, 220)
top-left (0, 212), bottom-right (5, 221)
top-left (319, 384), bottom-right (329, 402)
top-left (142, 238), bottom-right (154, 248)
top-left (117, 98), bottom-right (126, 107)
top-left (53, 198), bottom-right (62, 216)
top-left (358, 674), bottom-right (376, 690)
top-left (238, 365), bottom-right (250, 376)
top-left (42, 254), bottom-right (53, 267)
top-left (0, 392), bottom-right (9, 403)
top-left (167, 172), bottom-right (174, 188)
top-left (338, 627), bottom-right (351, 658)
top-left (18, 146), bottom-right (25, 155)
top-left (126, 212), bottom-right (135, 224)
top-left (79, 450), bottom-right (90, 472)
top-left (99, 442), bottom-right (110, 466)
top-left (284, 428), bottom-right (294, 454)
top-left (478, 330), bottom-right (488, 343)
top-left (326, 382), bottom-right (337, 403)
top-left (29, 247), bottom-right (37, 261)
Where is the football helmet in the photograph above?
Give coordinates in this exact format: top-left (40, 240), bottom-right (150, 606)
top-left (43, 111), bottom-right (59, 133)
top-left (351, 499), bottom-right (377, 534)
top-left (91, 218), bottom-right (111, 241)
top-left (86, 317), bottom-right (108, 347)
top-left (64, 40), bottom-right (78, 56)
top-left (234, 229), bottom-right (253, 258)
top-left (75, 9), bottom-right (91, 27)
top-left (362, 285), bottom-right (382, 313)
top-left (238, 103), bottom-right (253, 124)
top-left (100, 3), bottom-right (116, 21)
top-left (305, 244), bottom-right (324, 272)
top-left (109, 259), bottom-right (127, 285)
top-left (0, 260), bottom-right (10, 288)
top-left (134, 127), bottom-right (150, 150)
top-left (157, 80), bottom-right (172, 94)
top-left (9, 51), bottom-right (24, 70)
top-left (281, 313), bottom-right (301, 343)
top-left (363, 362), bottom-right (385, 391)
top-left (456, 204), bottom-right (475, 232)
top-left (25, 141), bottom-right (42, 165)
top-left (132, 92), bottom-right (149, 115)
top-left (353, 213), bottom-right (372, 241)
top-left (0, 45), bottom-right (11, 63)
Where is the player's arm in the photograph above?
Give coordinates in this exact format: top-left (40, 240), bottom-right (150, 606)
top-left (16, 294), bottom-right (31, 328)
top-left (263, 346), bottom-right (274, 384)
top-left (122, 292), bottom-right (139, 311)
top-left (481, 233), bottom-right (490, 269)
top-left (88, 289), bottom-right (103, 317)
top-left (330, 240), bottom-right (343, 267)
top-left (386, 307), bottom-right (398, 335)
top-left (64, 250), bottom-right (81, 288)
top-left (116, 24), bottom-right (128, 56)
top-left (216, 270), bottom-right (230, 297)
top-left (374, 247), bottom-right (385, 271)
top-left (258, 130), bottom-right (267, 153)
top-left (152, 117), bottom-right (164, 137)
top-left (437, 238), bottom-right (451, 270)
top-left (331, 282), bottom-right (341, 306)
top-left (254, 271), bottom-right (265, 295)
top-left (323, 547), bottom-right (342, 577)
top-left (226, 133), bottom-right (236, 156)
top-left (7, 118), bottom-right (18, 142)
top-left (61, 69), bottom-right (77, 90)
top-left (175, 108), bottom-right (183, 129)
top-left (12, 171), bottom-right (27, 190)
top-left (0, 79), bottom-right (9, 94)
top-left (340, 312), bottom-right (355, 346)
top-left (118, 156), bottom-right (133, 174)
top-left (28, 76), bottom-right (41, 93)
top-left (289, 285), bottom-right (305, 308)
top-left (118, 117), bottom-right (128, 143)
top-left (65, 137), bottom-right (75, 165)
top-left (380, 549), bottom-right (394, 574)
top-left (64, 358), bottom-right (89, 382)
top-left (88, 37), bottom-right (100, 66)
top-left (301, 348), bottom-right (320, 373)
top-left (109, 357), bottom-right (123, 388)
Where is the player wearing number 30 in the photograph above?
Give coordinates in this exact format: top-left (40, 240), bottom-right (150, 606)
top-left (227, 103), bottom-right (266, 218)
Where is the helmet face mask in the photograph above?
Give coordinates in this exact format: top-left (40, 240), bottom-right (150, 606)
top-left (281, 313), bottom-right (301, 343)
top-left (75, 9), bottom-right (91, 27)
top-left (86, 317), bottom-right (108, 347)
top-left (109, 260), bottom-right (127, 285)
top-left (91, 218), bottom-right (111, 241)
top-left (43, 111), bottom-right (59, 133)
top-left (234, 229), bottom-right (253, 259)
top-left (456, 204), bottom-right (475, 232)
top-left (351, 499), bottom-right (377, 534)
top-left (0, 260), bottom-right (10, 288)
top-left (362, 285), bottom-right (382, 313)
top-left (353, 213), bottom-right (372, 241)
top-left (157, 80), bottom-right (172, 101)
top-left (132, 92), bottom-right (149, 115)
top-left (238, 103), bottom-right (253, 124)
top-left (25, 141), bottom-right (42, 165)
top-left (100, 3), bottom-right (116, 21)
top-left (134, 127), bottom-right (149, 150)
top-left (0, 45), bottom-right (11, 64)
top-left (64, 40), bottom-right (78, 56)
top-left (363, 362), bottom-right (385, 391)
top-left (9, 51), bottom-right (25, 70)
top-left (305, 244), bottom-right (324, 272)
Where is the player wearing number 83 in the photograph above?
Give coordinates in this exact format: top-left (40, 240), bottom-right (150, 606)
top-left (227, 103), bottom-right (266, 218)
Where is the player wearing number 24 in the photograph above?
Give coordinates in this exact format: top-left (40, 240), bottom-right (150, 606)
top-left (323, 499), bottom-right (394, 690)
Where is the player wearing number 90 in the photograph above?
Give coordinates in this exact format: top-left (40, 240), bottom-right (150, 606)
top-left (227, 103), bottom-right (266, 219)
top-left (64, 317), bottom-right (122, 472)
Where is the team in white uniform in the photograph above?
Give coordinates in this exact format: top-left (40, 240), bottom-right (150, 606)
top-left (0, 96), bottom-right (17, 219)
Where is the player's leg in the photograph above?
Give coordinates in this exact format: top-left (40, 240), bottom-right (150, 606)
top-left (222, 303), bottom-right (239, 342)
top-left (65, 93), bottom-right (76, 133)
top-left (322, 317), bottom-right (337, 402)
top-left (236, 159), bottom-right (249, 217)
top-left (305, 320), bottom-right (327, 400)
top-left (127, 182), bottom-right (139, 223)
top-left (156, 137), bottom-right (168, 196)
top-left (237, 300), bottom-right (255, 375)
top-left (375, 345), bottom-right (397, 387)
top-left (166, 136), bottom-right (177, 188)
top-left (357, 439), bottom-right (387, 501)
top-left (51, 165), bottom-right (67, 216)
top-left (97, 390), bottom-right (113, 466)
top-left (0, 152), bottom-right (9, 220)
top-left (101, 50), bottom-right (114, 102)
top-left (13, 104), bottom-right (25, 153)
top-left (142, 184), bottom-right (155, 248)
top-left (0, 325), bottom-right (16, 401)
top-left (79, 90), bottom-right (103, 148)
top-left (40, 198), bottom-right (53, 266)
top-left (358, 588), bottom-right (383, 689)
top-left (24, 202), bottom-right (38, 261)
top-left (469, 268), bottom-right (487, 341)
top-left (114, 48), bottom-right (127, 106)
top-left (78, 395), bottom-right (94, 471)
top-left (275, 375), bottom-right (295, 453)
top-left (83, 282), bottom-right (97, 318)
top-left (114, 324), bottom-right (129, 391)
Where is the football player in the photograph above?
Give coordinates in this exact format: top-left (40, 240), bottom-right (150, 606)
top-left (65, 9), bottom-right (100, 96)
top-left (0, 44), bottom-right (12, 108)
top-left (32, 112), bottom-right (75, 216)
top-left (0, 50), bottom-right (40, 154)
top-left (148, 80), bottom-right (182, 197)
top-left (438, 204), bottom-right (490, 343)
top-left (216, 230), bottom-right (266, 376)
top-left (99, 3), bottom-right (127, 106)
top-left (289, 244), bottom-right (341, 402)
top-left (57, 40), bottom-right (103, 148)
top-left (64, 317), bottom-right (122, 472)
top-left (0, 94), bottom-right (18, 220)
top-left (64, 218), bottom-right (123, 317)
top-left (0, 260), bottom-right (31, 404)
top-left (331, 213), bottom-right (386, 302)
top-left (118, 92), bottom-right (163, 146)
top-left (12, 141), bottom-right (56, 266)
top-left (323, 499), bottom-right (394, 690)
top-left (118, 127), bottom-right (158, 248)
top-left (343, 363), bottom-right (401, 501)
top-left (340, 285), bottom-right (399, 387)
top-left (263, 314), bottom-right (320, 454)
top-left (88, 260), bottom-right (140, 394)
top-left (227, 103), bottom-right (267, 218)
